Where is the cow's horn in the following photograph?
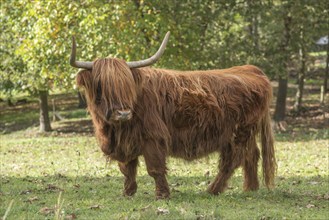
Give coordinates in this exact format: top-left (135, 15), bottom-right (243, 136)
top-left (70, 36), bottom-right (93, 69)
top-left (126, 31), bottom-right (170, 68)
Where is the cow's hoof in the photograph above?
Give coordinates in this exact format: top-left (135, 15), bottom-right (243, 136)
top-left (206, 188), bottom-right (219, 195)
top-left (124, 190), bottom-right (136, 197)
top-left (123, 182), bottom-right (137, 196)
top-left (206, 183), bottom-right (222, 195)
top-left (243, 181), bottom-right (259, 192)
top-left (155, 191), bottom-right (170, 200)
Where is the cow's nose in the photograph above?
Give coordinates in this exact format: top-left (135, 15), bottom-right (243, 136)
top-left (117, 110), bottom-right (131, 117)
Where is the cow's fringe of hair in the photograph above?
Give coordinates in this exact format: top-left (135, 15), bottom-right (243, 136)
top-left (86, 58), bottom-right (137, 111)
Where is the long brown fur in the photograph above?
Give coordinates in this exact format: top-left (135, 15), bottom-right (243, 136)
top-left (77, 58), bottom-right (276, 198)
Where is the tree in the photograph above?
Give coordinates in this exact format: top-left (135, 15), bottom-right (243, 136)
top-left (293, 26), bottom-right (307, 112)
top-left (1, 1), bottom-right (112, 132)
top-left (263, 1), bottom-right (293, 124)
top-left (313, 2), bottom-right (329, 95)
top-left (292, 0), bottom-right (328, 112)
top-left (2, 0), bottom-right (327, 132)
top-left (11, 1), bottom-right (76, 131)
top-left (0, 2), bottom-right (27, 105)
top-left (324, 35), bottom-right (329, 95)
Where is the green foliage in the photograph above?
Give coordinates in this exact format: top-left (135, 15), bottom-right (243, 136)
top-left (1, 0), bottom-right (327, 97)
top-left (0, 3), bottom-right (27, 97)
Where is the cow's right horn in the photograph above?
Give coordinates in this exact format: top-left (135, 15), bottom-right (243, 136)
top-left (126, 31), bottom-right (170, 69)
top-left (70, 36), bottom-right (93, 69)
top-left (70, 32), bottom-right (170, 70)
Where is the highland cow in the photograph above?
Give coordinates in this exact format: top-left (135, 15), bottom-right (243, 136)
top-left (70, 32), bottom-right (276, 199)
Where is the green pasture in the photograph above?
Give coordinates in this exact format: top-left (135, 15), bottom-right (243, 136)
top-left (0, 94), bottom-right (328, 219)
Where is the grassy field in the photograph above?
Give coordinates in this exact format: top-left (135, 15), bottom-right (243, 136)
top-left (0, 92), bottom-right (328, 219)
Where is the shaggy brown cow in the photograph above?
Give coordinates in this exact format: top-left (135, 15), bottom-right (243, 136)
top-left (71, 32), bottom-right (276, 199)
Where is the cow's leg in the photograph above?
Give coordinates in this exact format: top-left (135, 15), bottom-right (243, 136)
top-left (207, 143), bottom-right (242, 195)
top-left (142, 141), bottom-right (170, 199)
top-left (118, 158), bottom-right (139, 196)
top-left (242, 136), bottom-right (260, 191)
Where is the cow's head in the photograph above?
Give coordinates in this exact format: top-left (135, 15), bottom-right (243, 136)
top-left (71, 32), bottom-right (170, 123)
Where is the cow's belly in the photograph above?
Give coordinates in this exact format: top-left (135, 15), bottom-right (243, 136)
top-left (169, 127), bottom-right (225, 161)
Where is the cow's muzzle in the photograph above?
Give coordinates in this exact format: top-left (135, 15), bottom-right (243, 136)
top-left (111, 109), bottom-right (132, 122)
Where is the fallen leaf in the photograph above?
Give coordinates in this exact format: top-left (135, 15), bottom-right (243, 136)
top-left (39, 207), bottom-right (54, 215)
top-left (292, 180), bottom-right (301, 185)
top-left (199, 181), bottom-right (208, 186)
top-left (180, 207), bottom-right (187, 214)
top-left (309, 181), bottom-right (319, 185)
top-left (196, 214), bottom-right (205, 220)
top-left (25, 196), bottom-right (39, 203)
top-left (306, 204), bottom-right (315, 209)
top-left (20, 190), bottom-right (32, 195)
top-left (323, 194), bottom-right (329, 200)
top-left (46, 184), bottom-right (64, 192)
top-left (140, 204), bottom-right (151, 211)
top-left (316, 195), bottom-right (323, 200)
top-left (73, 184), bottom-right (80, 188)
top-left (171, 183), bottom-right (181, 187)
top-left (89, 204), bottom-right (101, 209)
top-left (157, 207), bottom-right (170, 215)
top-left (65, 214), bottom-right (77, 219)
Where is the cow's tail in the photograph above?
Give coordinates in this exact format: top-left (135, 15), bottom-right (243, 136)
top-left (260, 110), bottom-right (276, 189)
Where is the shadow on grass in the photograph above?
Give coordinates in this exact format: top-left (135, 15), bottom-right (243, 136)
top-left (0, 93), bottom-right (82, 134)
top-left (52, 119), bottom-right (93, 134)
top-left (275, 127), bottom-right (329, 142)
top-left (1, 174), bottom-right (328, 219)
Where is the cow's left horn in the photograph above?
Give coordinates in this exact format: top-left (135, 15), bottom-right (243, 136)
top-left (126, 31), bottom-right (170, 69)
top-left (70, 36), bottom-right (93, 69)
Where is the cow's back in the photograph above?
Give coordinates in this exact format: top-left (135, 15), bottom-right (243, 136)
top-left (132, 66), bottom-right (272, 160)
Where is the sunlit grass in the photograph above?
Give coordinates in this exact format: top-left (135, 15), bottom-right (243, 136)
top-left (1, 89), bottom-right (328, 219)
top-left (1, 128), bottom-right (328, 219)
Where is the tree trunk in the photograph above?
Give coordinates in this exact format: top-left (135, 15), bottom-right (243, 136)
top-left (78, 92), bottom-right (87, 108)
top-left (273, 9), bottom-right (292, 125)
top-left (247, 0), bottom-right (260, 51)
top-left (7, 98), bottom-right (13, 107)
top-left (274, 77), bottom-right (288, 121)
top-left (323, 32), bottom-right (329, 94)
top-left (39, 90), bottom-right (51, 132)
top-left (294, 55), bottom-right (305, 112)
top-left (294, 29), bottom-right (306, 112)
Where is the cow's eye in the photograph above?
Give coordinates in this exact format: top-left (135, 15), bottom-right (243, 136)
top-left (95, 96), bottom-right (101, 104)
top-left (96, 84), bottom-right (102, 104)
top-left (106, 109), bottom-right (113, 120)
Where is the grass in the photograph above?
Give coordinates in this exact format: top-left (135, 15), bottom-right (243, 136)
top-left (0, 92), bottom-right (328, 219)
top-left (309, 51), bottom-right (327, 57)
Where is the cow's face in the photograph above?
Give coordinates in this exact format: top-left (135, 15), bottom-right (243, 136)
top-left (76, 66), bottom-right (134, 124)
top-left (95, 83), bottom-right (133, 123)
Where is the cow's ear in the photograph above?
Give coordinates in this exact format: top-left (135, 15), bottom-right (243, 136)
top-left (76, 70), bottom-right (92, 87)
